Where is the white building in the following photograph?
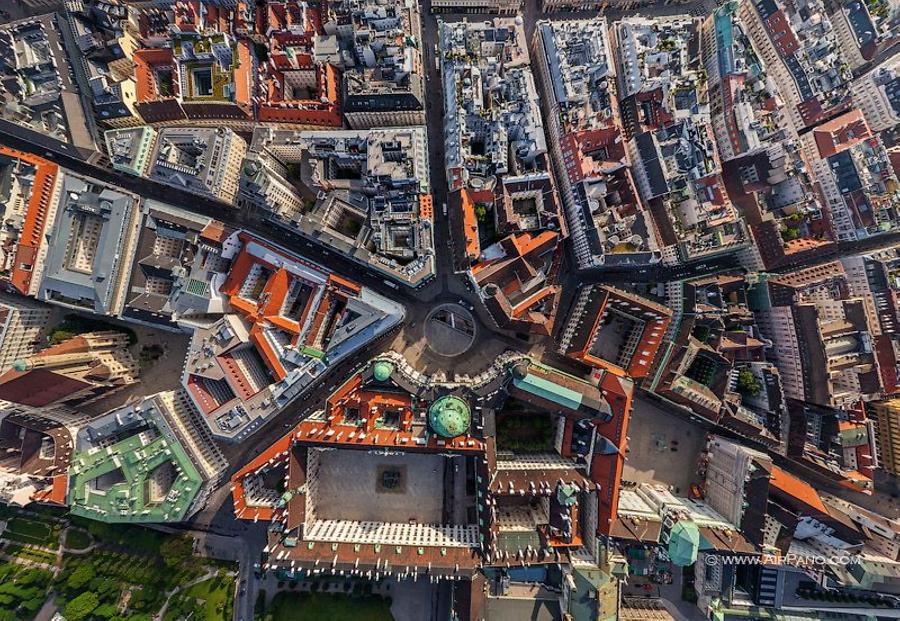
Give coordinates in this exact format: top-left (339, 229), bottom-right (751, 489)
top-left (852, 55), bottom-right (900, 133)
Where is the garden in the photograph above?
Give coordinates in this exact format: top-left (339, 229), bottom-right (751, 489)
top-left (0, 506), bottom-right (236, 621)
top-left (0, 563), bottom-right (53, 621)
top-left (496, 409), bottom-right (556, 453)
top-left (164, 573), bottom-right (235, 621)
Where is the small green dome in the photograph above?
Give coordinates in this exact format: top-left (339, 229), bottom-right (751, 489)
top-left (556, 482), bottom-right (578, 507)
top-left (428, 395), bottom-right (471, 438)
top-left (373, 361), bottom-right (395, 382)
top-left (12, 360), bottom-right (28, 372)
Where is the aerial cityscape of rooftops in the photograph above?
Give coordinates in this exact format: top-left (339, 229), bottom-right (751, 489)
top-left (0, 0), bottom-right (898, 619)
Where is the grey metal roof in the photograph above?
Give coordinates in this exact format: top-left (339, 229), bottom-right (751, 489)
top-left (38, 173), bottom-right (137, 315)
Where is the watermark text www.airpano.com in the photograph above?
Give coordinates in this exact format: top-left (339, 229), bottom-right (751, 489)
top-left (705, 553), bottom-right (860, 567)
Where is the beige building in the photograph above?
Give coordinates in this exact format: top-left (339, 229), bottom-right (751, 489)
top-left (704, 436), bottom-right (773, 527)
top-left (852, 55), bottom-right (900, 133)
top-left (871, 399), bottom-right (900, 476)
top-left (0, 295), bottom-right (52, 373)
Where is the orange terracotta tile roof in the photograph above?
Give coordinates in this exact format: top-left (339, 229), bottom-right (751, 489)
top-left (231, 431), bottom-right (294, 520)
top-left (460, 189), bottom-right (481, 260)
top-left (32, 474), bottom-right (68, 506)
top-left (133, 48), bottom-right (176, 102)
top-left (419, 194), bottom-right (433, 221)
top-left (769, 466), bottom-right (828, 514)
top-left (0, 147), bottom-right (59, 294)
top-left (292, 419), bottom-right (486, 453)
top-left (592, 372), bottom-right (634, 536)
top-left (234, 40), bottom-right (254, 106)
top-left (813, 109), bottom-right (871, 158)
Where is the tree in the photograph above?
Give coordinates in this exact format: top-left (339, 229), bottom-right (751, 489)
top-left (160, 535), bottom-right (194, 570)
top-left (63, 591), bottom-right (100, 621)
top-left (16, 568), bottom-right (50, 587)
top-left (93, 603), bottom-right (119, 619)
top-left (781, 227), bottom-right (800, 242)
top-left (66, 564), bottom-right (95, 591)
top-left (736, 368), bottom-right (762, 397)
top-left (22, 598), bottom-right (43, 614)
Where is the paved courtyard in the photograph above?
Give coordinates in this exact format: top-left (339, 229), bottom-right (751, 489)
top-left (622, 396), bottom-right (707, 495)
top-left (312, 449), bottom-right (445, 523)
top-left (424, 303), bottom-right (476, 357)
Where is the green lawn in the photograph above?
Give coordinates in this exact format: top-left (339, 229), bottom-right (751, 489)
top-left (64, 529), bottom-right (91, 551)
top-left (3, 518), bottom-right (58, 549)
top-left (164, 574), bottom-right (235, 621)
top-left (268, 592), bottom-right (393, 621)
top-left (185, 575), bottom-right (233, 621)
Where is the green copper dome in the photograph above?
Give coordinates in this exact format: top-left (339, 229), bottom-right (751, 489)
top-left (373, 361), bottom-right (395, 382)
top-left (428, 395), bottom-right (471, 438)
top-left (668, 521), bottom-right (700, 567)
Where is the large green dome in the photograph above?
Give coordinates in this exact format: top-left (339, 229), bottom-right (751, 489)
top-left (428, 395), bottom-right (471, 438)
top-left (373, 361), bottom-right (395, 382)
top-left (668, 521), bottom-right (700, 566)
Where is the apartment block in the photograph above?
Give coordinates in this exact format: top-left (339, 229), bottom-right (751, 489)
top-left (533, 18), bottom-right (660, 269)
top-left (750, 262), bottom-right (884, 409)
top-left (148, 127), bottom-right (248, 204)
top-left (179, 230), bottom-right (404, 441)
top-left (320, 0), bottom-right (426, 128)
top-left (239, 127), bottom-right (435, 287)
top-left (0, 294), bottom-right (52, 373)
top-left (738, 0), bottom-right (852, 131)
top-left (37, 172), bottom-right (142, 316)
top-left (870, 399), bottom-right (900, 476)
top-left (0, 147), bottom-right (64, 296)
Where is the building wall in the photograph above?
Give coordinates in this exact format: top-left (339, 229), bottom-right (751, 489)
top-left (872, 399), bottom-right (900, 476)
top-left (852, 56), bottom-right (900, 133)
top-left (737, 0), bottom-right (805, 131)
top-left (705, 437), bottom-right (764, 526)
top-left (217, 130), bottom-right (249, 204)
top-left (345, 110), bottom-right (425, 130)
top-left (0, 296), bottom-right (52, 372)
top-left (841, 256), bottom-right (882, 337)
top-left (431, 0), bottom-right (521, 13)
top-left (830, 7), bottom-right (867, 71)
top-left (756, 305), bottom-right (804, 401)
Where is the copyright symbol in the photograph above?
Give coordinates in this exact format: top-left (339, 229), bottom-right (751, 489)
top-left (704, 555), bottom-right (718, 566)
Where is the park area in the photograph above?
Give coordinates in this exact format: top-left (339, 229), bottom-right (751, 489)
top-left (164, 575), bottom-right (235, 621)
top-left (0, 506), bottom-right (237, 621)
